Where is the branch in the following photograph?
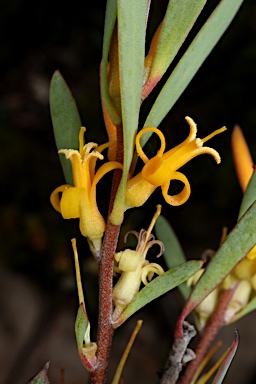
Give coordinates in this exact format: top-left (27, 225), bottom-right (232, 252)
top-left (160, 321), bottom-right (196, 384)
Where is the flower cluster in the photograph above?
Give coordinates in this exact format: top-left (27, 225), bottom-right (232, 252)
top-left (188, 125), bottom-right (256, 330)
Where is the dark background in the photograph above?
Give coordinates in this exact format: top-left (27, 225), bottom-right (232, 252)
top-left (0, 0), bottom-right (256, 383)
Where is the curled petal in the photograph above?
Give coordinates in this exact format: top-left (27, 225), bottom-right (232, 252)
top-left (124, 230), bottom-right (140, 243)
top-left (195, 143), bottom-right (222, 164)
top-left (89, 140), bottom-right (116, 178)
top-left (184, 116), bottom-right (198, 143)
top-left (140, 263), bottom-right (165, 285)
top-left (50, 184), bottom-right (71, 213)
top-left (161, 171), bottom-right (191, 206)
top-left (91, 161), bottom-right (123, 196)
top-left (136, 127), bottom-right (166, 163)
top-left (143, 239), bottom-right (165, 258)
top-left (61, 187), bottom-right (83, 219)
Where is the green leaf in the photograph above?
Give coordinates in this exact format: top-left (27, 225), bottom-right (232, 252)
top-left (100, 0), bottom-right (121, 126)
top-left (49, 70), bottom-right (82, 185)
top-left (75, 303), bottom-right (97, 371)
top-left (177, 200), bottom-right (256, 333)
top-left (75, 303), bottom-right (89, 350)
top-left (142, 0), bottom-right (244, 147)
top-left (212, 330), bottom-right (239, 384)
top-left (155, 215), bottom-right (190, 300)
top-left (238, 170), bottom-right (256, 220)
top-left (149, 0), bottom-right (206, 80)
top-left (114, 260), bottom-right (203, 328)
top-left (27, 362), bottom-right (50, 384)
top-left (110, 0), bottom-right (148, 225)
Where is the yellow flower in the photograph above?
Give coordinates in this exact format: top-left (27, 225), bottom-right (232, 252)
top-left (187, 269), bottom-right (219, 331)
top-left (189, 249), bottom-right (256, 327)
top-left (112, 205), bottom-right (165, 322)
top-left (125, 116), bottom-right (226, 210)
top-left (50, 127), bottom-right (122, 255)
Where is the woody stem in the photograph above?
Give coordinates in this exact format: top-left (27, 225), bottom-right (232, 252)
top-left (178, 288), bottom-right (236, 384)
top-left (90, 123), bottom-right (123, 384)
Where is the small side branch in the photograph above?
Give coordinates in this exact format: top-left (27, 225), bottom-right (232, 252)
top-left (179, 287), bottom-right (236, 384)
top-left (160, 321), bottom-right (196, 384)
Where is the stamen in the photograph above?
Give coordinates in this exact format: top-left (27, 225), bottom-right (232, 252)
top-left (79, 127), bottom-right (86, 154)
top-left (72, 238), bottom-right (85, 304)
top-left (112, 320), bottom-right (143, 384)
top-left (145, 204), bottom-right (162, 244)
top-left (124, 230), bottom-right (139, 243)
top-left (143, 239), bottom-right (164, 258)
top-left (202, 126), bottom-right (227, 144)
top-left (220, 226), bottom-right (228, 245)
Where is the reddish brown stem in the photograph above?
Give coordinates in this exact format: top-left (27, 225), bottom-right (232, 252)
top-left (90, 124), bottom-right (123, 384)
top-left (178, 288), bottom-right (236, 384)
top-left (90, 222), bottom-right (120, 384)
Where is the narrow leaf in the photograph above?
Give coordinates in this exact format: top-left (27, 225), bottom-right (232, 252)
top-left (114, 260), bottom-right (203, 328)
top-left (75, 303), bottom-right (97, 371)
top-left (177, 200), bottom-right (256, 336)
top-left (238, 169), bottom-right (256, 220)
top-left (212, 330), bottom-right (239, 384)
top-left (155, 215), bottom-right (190, 299)
top-left (110, 0), bottom-right (148, 224)
top-left (49, 71), bottom-right (81, 184)
top-left (75, 303), bottom-right (89, 351)
top-left (142, 0), bottom-right (244, 147)
top-left (100, 0), bottom-right (121, 126)
top-left (27, 362), bottom-right (50, 384)
top-left (149, 0), bottom-right (206, 80)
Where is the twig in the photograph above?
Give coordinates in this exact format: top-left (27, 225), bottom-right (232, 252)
top-left (160, 321), bottom-right (196, 384)
top-left (179, 287), bottom-right (236, 384)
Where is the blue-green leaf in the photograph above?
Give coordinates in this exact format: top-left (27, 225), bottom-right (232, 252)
top-left (149, 0), bottom-right (206, 81)
top-left (49, 71), bottom-right (81, 184)
top-left (155, 215), bottom-right (190, 300)
top-left (177, 200), bottom-right (256, 332)
top-left (100, 0), bottom-right (121, 126)
top-left (142, 0), bottom-right (244, 147)
top-left (110, 0), bottom-right (148, 224)
top-left (238, 170), bottom-right (256, 220)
